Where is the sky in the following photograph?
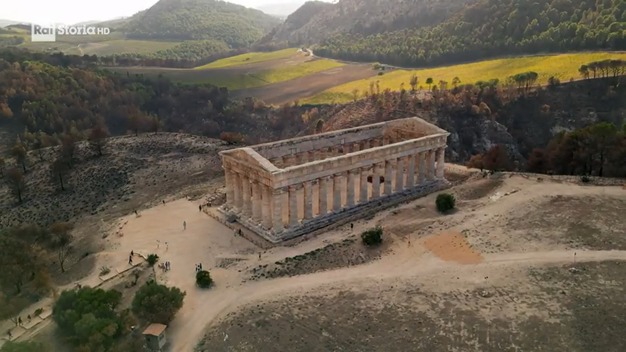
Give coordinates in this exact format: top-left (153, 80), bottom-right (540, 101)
top-left (2, 0), bottom-right (331, 25)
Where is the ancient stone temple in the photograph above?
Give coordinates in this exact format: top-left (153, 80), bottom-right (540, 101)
top-left (218, 117), bottom-right (450, 243)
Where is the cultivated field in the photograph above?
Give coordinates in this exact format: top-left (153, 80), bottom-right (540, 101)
top-left (303, 51), bottom-right (626, 104)
top-left (114, 52), bottom-right (372, 98)
top-left (2, 136), bottom-right (626, 351)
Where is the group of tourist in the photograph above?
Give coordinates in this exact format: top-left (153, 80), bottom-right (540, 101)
top-left (195, 263), bottom-right (203, 272)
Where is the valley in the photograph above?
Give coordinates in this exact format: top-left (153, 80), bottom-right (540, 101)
top-left (1, 0), bottom-right (625, 351)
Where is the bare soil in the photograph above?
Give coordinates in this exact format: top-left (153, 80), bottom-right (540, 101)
top-left (230, 64), bottom-right (377, 104)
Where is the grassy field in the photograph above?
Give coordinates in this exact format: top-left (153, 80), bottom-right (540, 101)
top-left (302, 51), bottom-right (626, 104)
top-left (121, 57), bottom-right (345, 90)
top-left (20, 38), bottom-right (178, 56)
top-left (194, 48), bottom-right (299, 69)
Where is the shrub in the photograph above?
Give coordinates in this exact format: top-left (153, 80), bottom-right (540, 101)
top-left (99, 266), bottom-right (111, 276)
top-left (132, 281), bottom-right (185, 324)
top-left (436, 193), bottom-right (456, 213)
top-left (0, 341), bottom-right (45, 352)
top-left (147, 254), bottom-right (159, 266)
top-left (580, 175), bottom-right (591, 183)
top-left (196, 270), bottom-right (213, 288)
top-left (361, 226), bottom-right (383, 246)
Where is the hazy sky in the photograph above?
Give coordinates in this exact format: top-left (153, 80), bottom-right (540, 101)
top-left (3, 0), bottom-right (331, 24)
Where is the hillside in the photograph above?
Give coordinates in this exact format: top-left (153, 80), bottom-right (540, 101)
top-left (263, 0), bottom-right (626, 67)
top-left (122, 0), bottom-right (281, 46)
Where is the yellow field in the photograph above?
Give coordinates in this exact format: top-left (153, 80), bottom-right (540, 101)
top-left (119, 58), bottom-right (344, 90)
top-left (194, 48), bottom-right (299, 69)
top-left (302, 52), bottom-right (626, 104)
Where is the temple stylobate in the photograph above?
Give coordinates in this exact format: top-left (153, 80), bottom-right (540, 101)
top-left (218, 117), bottom-right (451, 243)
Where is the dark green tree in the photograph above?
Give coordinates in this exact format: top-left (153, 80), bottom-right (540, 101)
top-left (131, 281), bottom-right (185, 324)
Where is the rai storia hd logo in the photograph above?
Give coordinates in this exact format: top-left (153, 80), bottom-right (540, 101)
top-left (31, 23), bottom-right (111, 42)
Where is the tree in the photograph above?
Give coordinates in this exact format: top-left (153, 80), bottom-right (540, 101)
top-left (0, 341), bottom-right (45, 352)
top-left (147, 254), bottom-right (159, 266)
top-left (409, 74), bottom-right (418, 92)
top-left (426, 77), bottom-right (433, 90)
top-left (578, 64), bottom-right (590, 79)
top-left (10, 142), bottom-right (27, 173)
top-left (195, 270), bottom-right (213, 288)
top-left (149, 116), bottom-right (162, 134)
top-left (482, 145), bottom-right (514, 171)
top-left (89, 124), bottom-right (109, 157)
top-left (452, 76), bottom-right (461, 88)
top-left (0, 229), bottom-right (43, 294)
top-left (35, 132), bottom-right (53, 162)
top-left (48, 222), bottom-right (74, 273)
top-left (315, 119), bottom-right (324, 134)
top-left (5, 168), bottom-right (25, 203)
top-left (466, 154), bottom-right (484, 171)
top-left (132, 281), bottom-right (185, 324)
top-left (0, 156), bottom-right (5, 178)
top-left (51, 157), bottom-right (70, 191)
top-left (361, 226), bottom-right (383, 246)
top-left (53, 287), bottom-right (124, 350)
top-left (60, 134), bottom-right (76, 167)
top-left (436, 193), bottom-right (456, 213)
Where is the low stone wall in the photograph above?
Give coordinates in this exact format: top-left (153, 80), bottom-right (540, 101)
top-left (218, 179), bottom-right (450, 245)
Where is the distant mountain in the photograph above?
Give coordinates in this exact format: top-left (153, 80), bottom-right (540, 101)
top-left (262, 0), bottom-right (626, 67)
top-left (255, 1), bottom-right (309, 18)
top-left (0, 19), bottom-right (21, 28)
top-left (122, 0), bottom-right (281, 47)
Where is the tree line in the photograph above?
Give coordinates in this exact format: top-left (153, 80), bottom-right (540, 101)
top-left (315, 0), bottom-right (626, 67)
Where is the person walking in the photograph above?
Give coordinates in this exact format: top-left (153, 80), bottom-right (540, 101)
top-left (199, 205), bottom-right (202, 212)
top-left (199, 263), bottom-right (202, 271)
top-left (130, 250), bottom-right (134, 257)
top-left (128, 255), bottom-right (133, 265)
top-left (183, 221), bottom-right (187, 230)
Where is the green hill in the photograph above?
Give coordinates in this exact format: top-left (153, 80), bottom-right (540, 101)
top-left (263, 0), bottom-right (626, 67)
top-left (123, 0), bottom-right (281, 47)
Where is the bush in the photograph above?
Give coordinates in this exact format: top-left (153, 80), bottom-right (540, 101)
top-left (580, 175), bottom-right (591, 183)
top-left (196, 270), bottom-right (213, 288)
top-left (361, 226), bottom-right (383, 246)
top-left (147, 254), bottom-right (159, 266)
top-left (436, 193), bottom-right (456, 213)
top-left (132, 281), bottom-right (185, 324)
top-left (99, 266), bottom-right (111, 276)
top-left (0, 341), bottom-right (45, 352)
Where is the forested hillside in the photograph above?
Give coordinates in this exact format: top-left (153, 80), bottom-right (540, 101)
top-left (266, 0), bottom-right (626, 67)
top-left (0, 50), bottom-right (302, 149)
top-left (123, 0), bottom-right (280, 46)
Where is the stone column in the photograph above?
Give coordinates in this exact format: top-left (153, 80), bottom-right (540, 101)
top-left (241, 175), bottom-right (251, 217)
top-left (395, 157), bottom-right (404, 192)
top-left (224, 168), bottom-right (234, 207)
top-left (359, 168), bottom-right (368, 203)
top-left (372, 164), bottom-right (381, 199)
top-left (361, 140), bottom-right (369, 150)
top-left (307, 151), bottom-right (316, 163)
top-left (407, 154), bottom-right (415, 188)
top-left (436, 147), bottom-right (445, 179)
top-left (384, 160), bottom-right (393, 196)
top-left (429, 150), bottom-right (436, 180)
top-left (352, 143), bottom-right (360, 152)
top-left (262, 185), bottom-right (272, 229)
top-left (346, 170), bottom-right (356, 207)
top-left (303, 181), bottom-right (313, 221)
top-left (288, 185), bottom-right (298, 227)
top-left (252, 181), bottom-right (262, 223)
top-left (333, 173), bottom-right (342, 211)
top-left (232, 172), bottom-right (242, 210)
top-left (318, 177), bottom-right (328, 216)
top-left (418, 152), bottom-right (426, 184)
top-left (272, 188), bottom-right (284, 232)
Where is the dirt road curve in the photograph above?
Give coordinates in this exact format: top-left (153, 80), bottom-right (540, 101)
top-left (167, 242), bottom-right (626, 351)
